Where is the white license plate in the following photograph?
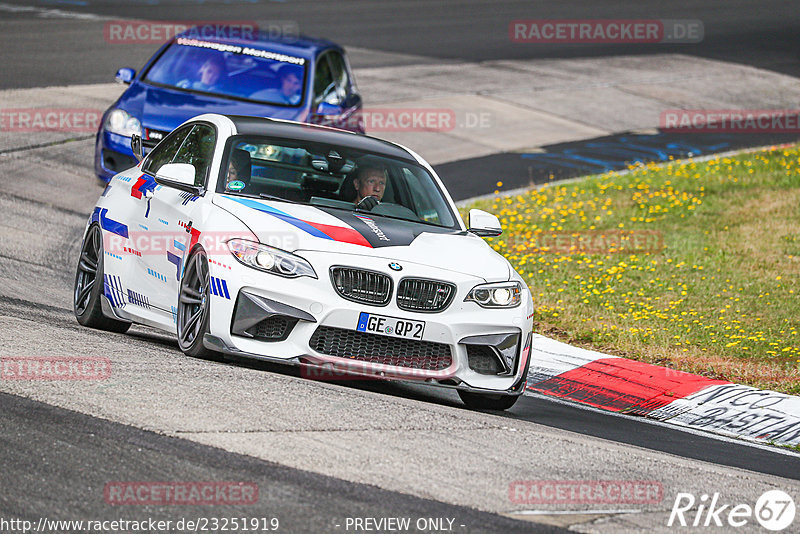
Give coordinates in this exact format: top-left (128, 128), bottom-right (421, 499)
top-left (356, 312), bottom-right (425, 340)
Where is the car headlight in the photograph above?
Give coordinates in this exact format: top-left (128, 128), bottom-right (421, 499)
top-left (465, 281), bottom-right (522, 308)
top-left (227, 239), bottom-right (317, 279)
top-left (104, 108), bottom-right (142, 137)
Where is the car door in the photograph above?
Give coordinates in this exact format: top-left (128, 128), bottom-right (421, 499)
top-left (122, 125), bottom-right (193, 322)
top-left (144, 122), bottom-right (217, 317)
top-left (309, 50), bottom-right (363, 132)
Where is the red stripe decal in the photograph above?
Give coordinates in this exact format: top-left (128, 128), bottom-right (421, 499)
top-left (131, 177), bottom-right (146, 199)
top-left (306, 221), bottom-right (373, 248)
top-left (528, 358), bottom-right (729, 414)
top-left (188, 227), bottom-right (201, 250)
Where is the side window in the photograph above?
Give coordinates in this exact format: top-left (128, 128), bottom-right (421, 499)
top-left (172, 124), bottom-right (216, 186)
top-left (141, 126), bottom-right (192, 176)
top-left (312, 54), bottom-right (334, 107)
top-left (327, 52), bottom-right (349, 102)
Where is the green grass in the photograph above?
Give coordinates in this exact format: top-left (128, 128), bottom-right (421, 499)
top-left (463, 145), bottom-right (800, 394)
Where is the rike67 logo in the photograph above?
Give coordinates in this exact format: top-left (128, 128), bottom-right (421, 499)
top-left (668, 490), bottom-right (795, 531)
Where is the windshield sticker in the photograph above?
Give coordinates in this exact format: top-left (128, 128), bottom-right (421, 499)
top-left (175, 37), bottom-right (306, 65)
top-left (226, 180), bottom-right (246, 191)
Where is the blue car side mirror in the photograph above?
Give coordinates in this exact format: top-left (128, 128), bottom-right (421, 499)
top-left (315, 101), bottom-right (343, 116)
top-left (115, 68), bottom-right (136, 85)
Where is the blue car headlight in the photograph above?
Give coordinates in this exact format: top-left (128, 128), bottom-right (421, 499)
top-left (105, 108), bottom-right (142, 137)
top-left (465, 281), bottom-right (522, 308)
top-left (227, 239), bottom-right (317, 279)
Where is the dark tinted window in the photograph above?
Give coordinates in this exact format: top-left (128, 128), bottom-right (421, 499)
top-left (141, 126), bottom-right (192, 176)
top-left (173, 124), bottom-right (216, 186)
top-left (313, 54), bottom-right (334, 107)
top-left (327, 51), bottom-right (350, 101)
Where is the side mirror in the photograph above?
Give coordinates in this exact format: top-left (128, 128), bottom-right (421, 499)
top-left (115, 68), bottom-right (136, 84)
top-left (130, 134), bottom-right (143, 162)
top-left (315, 101), bottom-right (343, 116)
top-left (154, 163), bottom-right (202, 195)
top-left (467, 209), bottom-right (502, 237)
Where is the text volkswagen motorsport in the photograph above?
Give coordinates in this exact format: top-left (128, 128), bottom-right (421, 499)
top-left (74, 114), bottom-right (533, 410)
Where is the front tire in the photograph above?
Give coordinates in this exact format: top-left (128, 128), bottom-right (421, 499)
top-left (458, 390), bottom-right (520, 411)
top-left (177, 248), bottom-right (220, 360)
top-left (73, 224), bottom-right (131, 333)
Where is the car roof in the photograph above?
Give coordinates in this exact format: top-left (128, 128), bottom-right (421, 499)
top-left (175, 26), bottom-right (340, 61)
top-left (225, 115), bottom-right (418, 162)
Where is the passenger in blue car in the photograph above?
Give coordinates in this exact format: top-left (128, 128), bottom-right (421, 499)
top-left (177, 56), bottom-right (226, 92)
top-left (250, 65), bottom-right (302, 105)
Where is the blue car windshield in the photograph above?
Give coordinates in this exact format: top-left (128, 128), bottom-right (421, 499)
top-left (144, 38), bottom-right (306, 106)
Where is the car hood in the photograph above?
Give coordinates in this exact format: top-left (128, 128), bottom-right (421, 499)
top-left (212, 194), bottom-right (511, 281)
top-left (120, 82), bottom-right (306, 133)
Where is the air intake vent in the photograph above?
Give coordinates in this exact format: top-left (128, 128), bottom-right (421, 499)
top-left (466, 345), bottom-right (504, 375)
top-left (309, 326), bottom-right (452, 370)
top-left (397, 278), bottom-right (455, 312)
top-left (330, 267), bottom-right (392, 306)
top-left (246, 316), bottom-right (297, 341)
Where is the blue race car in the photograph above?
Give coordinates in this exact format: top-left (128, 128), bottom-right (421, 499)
top-left (95, 27), bottom-right (364, 181)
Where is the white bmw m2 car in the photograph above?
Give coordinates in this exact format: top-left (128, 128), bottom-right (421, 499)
top-left (74, 114), bottom-right (533, 410)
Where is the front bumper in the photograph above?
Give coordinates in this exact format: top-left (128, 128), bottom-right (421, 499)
top-left (204, 251), bottom-right (533, 395)
top-left (94, 129), bottom-right (139, 182)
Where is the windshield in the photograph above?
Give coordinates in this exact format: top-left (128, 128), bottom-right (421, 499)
top-left (216, 136), bottom-right (459, 229)
top-left (144, 38), bottom-right (306, 106)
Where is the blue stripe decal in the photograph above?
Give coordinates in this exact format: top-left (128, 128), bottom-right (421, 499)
top-left (210, 278), bottom-right (218, 296)
top-left (106, 274), bottom-right (116, 307)
top-left (113, 275), bottom-right (124, 307)
top-left (98, 207), bottom-right (129, 238)
top-left (167, 252), bottom-right (182, 281)
top-left (127, 289), bottom-right (150, 309)
top-left (224, 196), bottom-right (332, 240)
top-left (209, 277), bottom-right (231, 299)
top-left (103, 274), bottom-right (126, 308)
top-left (173, 240), bottom-right (186, 251)
top-left (220, 279), bottom-right (230, 299)
top-left (103, 274), bottom-right (114, 306)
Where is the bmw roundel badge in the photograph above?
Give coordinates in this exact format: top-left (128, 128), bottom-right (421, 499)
top-left (389, 262), bottom-right (402, 271)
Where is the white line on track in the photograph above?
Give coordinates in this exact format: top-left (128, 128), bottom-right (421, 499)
top-left (0, 2), bottom-right (103, 20)
top-left (507, 509), bottom-right (642, 515)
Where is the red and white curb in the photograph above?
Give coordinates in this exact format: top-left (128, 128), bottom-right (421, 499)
top-left (526, 334), bottom-right (800, 448)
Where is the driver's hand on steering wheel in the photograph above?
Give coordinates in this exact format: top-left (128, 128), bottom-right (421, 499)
top-left (356, 195), bottom-right (380, 211)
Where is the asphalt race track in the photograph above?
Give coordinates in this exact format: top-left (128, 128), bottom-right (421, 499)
top-left (1, 2), bottom-right (800, 533)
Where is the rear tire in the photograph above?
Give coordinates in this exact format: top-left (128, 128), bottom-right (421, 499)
top-left (177, 248), bottom-right (221, 361)
top-left (458, 390), bottom-right (520, 411)
top-left (73, 224), bottom-right (131, 333)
